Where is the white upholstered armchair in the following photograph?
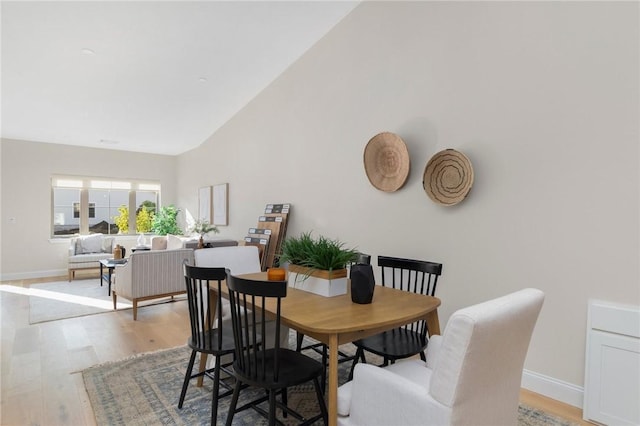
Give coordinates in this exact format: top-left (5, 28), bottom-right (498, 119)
top-left (337, 288), bottom-right (545, 426)
top-left (113, 248), bottom-right (195, 320)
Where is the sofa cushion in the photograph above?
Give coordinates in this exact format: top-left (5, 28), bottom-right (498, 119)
top-left (77, 234), bottom-right (104, 254)
top-left (68, 252), bottom-right (113, 264)
top-left (101, 236), bottom-right (114, 253)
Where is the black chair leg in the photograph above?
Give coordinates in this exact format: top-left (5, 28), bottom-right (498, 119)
top-left (313, 376), bottom-right (328, 424)
top-left (348, 347), bottom-right (364, 381)
top-left (211, 355), bottom-right (221, 425)
top-left (296, 331), bottom-right (304, 351)
top-left (282, 387), bottom-right (288, 418)
top-left (268, 390), bottom-right (277, 426)
top-left (225, 381), bottom-right (242, 426)
top-left (420, 350), bottom-right (426, 362)
top-left (178, 350), bottom-right (197, 408)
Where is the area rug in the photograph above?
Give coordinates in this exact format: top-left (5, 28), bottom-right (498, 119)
top-left (28, 279), bottom-right (184, 324)
top-left (82, 334), bottom-right (579, 426)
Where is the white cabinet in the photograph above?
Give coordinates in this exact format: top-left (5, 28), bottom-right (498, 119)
top-left (584, 301), bottom-right (640, 425)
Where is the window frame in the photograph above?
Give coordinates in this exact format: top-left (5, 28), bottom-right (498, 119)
top-left (51, 175), bottom-right (161, 238)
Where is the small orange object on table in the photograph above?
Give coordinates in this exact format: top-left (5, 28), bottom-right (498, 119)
top-left (267, 267), bottom-right (286, 281)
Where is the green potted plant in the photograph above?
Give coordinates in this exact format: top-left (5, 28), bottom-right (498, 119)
top-left (279, 232), bottom-right (358, 297)
top-left (151, 205), bottom-right (182, 236)
top-left (188, 219), bottom-right (219, 248)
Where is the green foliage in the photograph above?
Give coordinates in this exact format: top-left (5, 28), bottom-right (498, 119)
top-left (279, 231), bottom-right (358, 272)
top-left (151, 205), bottom-right (182, 235)
top-left (188, 219), bottom-right (219, 236)
top-left (136, 200), bottom-right (156, 215)
top-left (136, 207), bottom-right (154, 233)
top-left (114, 204), bottom-right (156, 234)
top-left (114, 205), bottom-right (129, 234)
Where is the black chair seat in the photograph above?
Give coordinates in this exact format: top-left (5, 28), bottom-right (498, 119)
top-left (353, 328), bottom-right (427, 360)
top-left (234, 348), bottom-right (324, 390)
top-left (188, 329), bottom-right (236, 355)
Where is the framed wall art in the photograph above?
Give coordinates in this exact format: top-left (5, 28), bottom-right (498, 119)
top-left (213, 183), bottom-right (228, 226)
top-left (198, 186), bottom-right (212, 223)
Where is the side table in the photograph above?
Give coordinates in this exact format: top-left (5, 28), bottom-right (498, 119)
top-left (99, 258), bottom-right (127, 296)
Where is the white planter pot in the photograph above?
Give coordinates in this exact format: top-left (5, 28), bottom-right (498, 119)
top-left (287, 264), bottom-right (348, 297)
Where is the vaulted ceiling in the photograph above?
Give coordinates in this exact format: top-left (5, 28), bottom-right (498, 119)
top-left (1, 1), bottom-right (358, 155)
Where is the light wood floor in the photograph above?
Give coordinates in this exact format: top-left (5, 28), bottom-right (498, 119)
top-left (1, 273), bottom-right (590, 425)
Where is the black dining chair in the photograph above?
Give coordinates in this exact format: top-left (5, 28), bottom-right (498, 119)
top-left (225, 272), bottom-right (328, 426)
top-left (179, 264), bottom-right (237, 425)
top-left (348, 255), bottom-right (443, 380)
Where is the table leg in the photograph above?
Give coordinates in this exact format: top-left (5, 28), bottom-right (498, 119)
top-left (196, 354), bottom-right (208, 387)
top-left (425, 309), bottom-right (441, 336)
top-left (328, 333), bottom-right (339, 426)
top-left (107, 268), bottom-right (113, 296)
top-left (99, 262), bottom-right (104, 287)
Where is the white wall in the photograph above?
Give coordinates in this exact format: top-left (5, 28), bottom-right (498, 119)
top-left (0, 139), bottom-right (178, 279)
top-left (176, 1), bottom-right (639, 404)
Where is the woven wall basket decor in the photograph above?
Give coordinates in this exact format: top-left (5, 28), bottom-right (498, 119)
top-left (423, 149), bottom-right (474, 206)
top-left (363, 132), bottom-right (410, 192)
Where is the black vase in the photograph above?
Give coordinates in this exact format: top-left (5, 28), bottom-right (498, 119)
top-left (350, 263), bottom-right (375, 304)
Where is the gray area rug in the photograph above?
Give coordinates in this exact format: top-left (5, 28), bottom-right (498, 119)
top-left (29, 279), bottom-right (184, 324)
top-left (82, 333), bottom-right (579, 426)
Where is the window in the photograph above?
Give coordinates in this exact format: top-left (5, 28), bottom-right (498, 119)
top-left (52, 176), bottom-right (160, 237)
top-left (73, 202), bottom-right (95, 218)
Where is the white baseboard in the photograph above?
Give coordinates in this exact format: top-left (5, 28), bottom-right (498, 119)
top-left (0, 269), bottom-right (67, 282)
top-left (522, 369), bottom-right (584, 409)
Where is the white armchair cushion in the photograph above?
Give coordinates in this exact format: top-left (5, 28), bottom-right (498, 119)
top-left (194, 245), bottom-right (261, 274)
top-left (338, 363), bottom-right (448, 426)
top-left (425, 334), bottom-right (442, 369)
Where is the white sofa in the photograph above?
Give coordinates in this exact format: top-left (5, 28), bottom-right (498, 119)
top-left (150, 234), bottom-right (238, 250)
top-left (112, 248), bottom-right (195, 320)
top-left (336, 288), bottom-right (545, 426)
top-left (68, 234), bottom-right (115, 281)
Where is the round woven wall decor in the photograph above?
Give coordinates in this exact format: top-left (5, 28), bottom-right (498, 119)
top-left (423, 149), bottom-right (474, 206)
top-left (363, 132), bottom-right (410, 192)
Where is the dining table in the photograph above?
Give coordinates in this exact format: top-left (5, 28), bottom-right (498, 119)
top-left (204, 271), bottom-right (441, 426)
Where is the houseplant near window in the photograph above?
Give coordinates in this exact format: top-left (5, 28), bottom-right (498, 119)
top-left (279, 232), bottom-right (358, 297)
top-left (188, 219), bottom-right (219, 248)
top-left (151, 205), bottom-right (182, 236)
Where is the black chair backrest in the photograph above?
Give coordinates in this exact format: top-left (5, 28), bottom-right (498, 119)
top-left (183, 264), bottom-right (228, 350)
top-left (378, 256), bottom-right (443, 337)
top-left (378, 255), bottom-right (442, 296)
top-left (226, 272), bottom-right (287, 383)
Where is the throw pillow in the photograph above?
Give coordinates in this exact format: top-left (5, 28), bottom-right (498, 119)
top-left (79, 234), bottom-right (104, 254)
top-left (101, 237), bottom-right (115, 253)
top-left (166, 234), bottom-right (184, 250)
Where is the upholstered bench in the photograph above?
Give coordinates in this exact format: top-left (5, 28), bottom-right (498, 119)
top-left (68, 234), bottom-right (115, 281)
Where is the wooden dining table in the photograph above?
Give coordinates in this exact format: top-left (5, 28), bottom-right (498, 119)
top-left (205, 272), bottom-right (441, 426)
